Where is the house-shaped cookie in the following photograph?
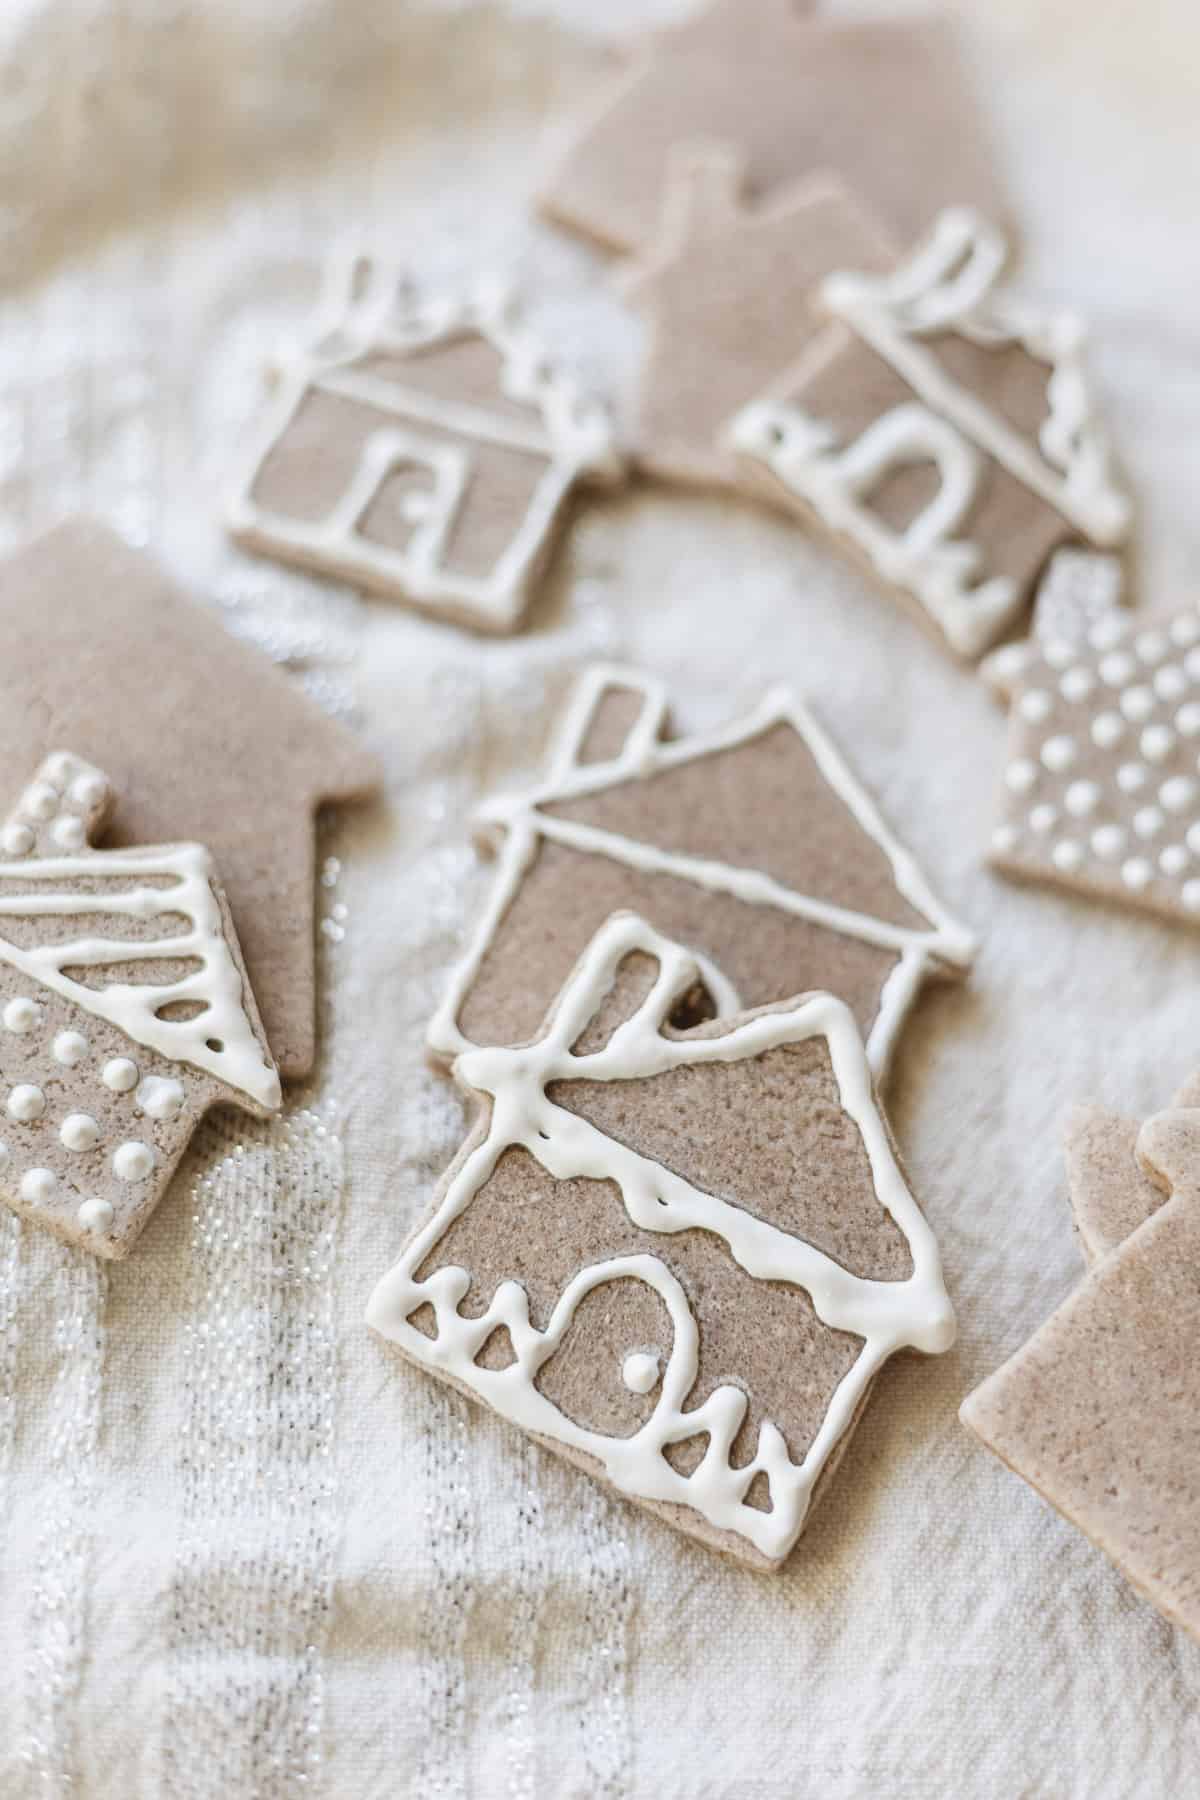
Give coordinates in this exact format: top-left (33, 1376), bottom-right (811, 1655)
top-left (372, 912), bottom-right (956, 1570)
top-left (0, 521), bottom-right (382, 1079)
top-left (0, 753), bottom-right (280, 1257)
top-left (228, 255), bottom-right (623, 633)
top-left (1064, 1062), bottom-right (1200, 1264)
top-left (962, 1104), bottom-right (1200, 1645)
top-left (539, 6), bottom-right (1005, 255)
top-left (987, 590), bottom-right (1200, 928)
top-left (428, 666), bottom-right (975, 1081)
top-left (731, 210), bottom-right (1132, 660)
top-left (621, 147), bottom-right (896, 489)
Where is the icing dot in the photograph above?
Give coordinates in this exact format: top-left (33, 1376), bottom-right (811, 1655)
top-left (1177, 703), bottom-right (1200, 737)
top-left (53, 1030), bottom-right (89, 1066)
top-left (1155, 665), bottom-right (1188, 701)
top-left (20, 1168), bottom-right (56, 1204)
top-left (1122, 858), bottom-right (1153, 891)
top-left (77, 1197), bottom-right (114, 1233)
top-left (1161, 846), bottom-right (1189, 876)
top-left (113, 1141), bottom-right (154, 1182)
top-left (1099, 651), bottom-right (1135, 687)
top-left (69, 773), bottom-right (106, 810)
top-left (1091, 825), bottom-right (1126, 860)
top-left (43, 753), bottom-right (73, 788)
top-left (1091, 713), bottom-right (1124, 749)
top-left (1116, 763), bottom-right (1148, 793)
top-left (1060, 668), bottom-right (1094, 703)
top-left (103, 1058), bottom-right (139, 1093)
top-left (60, 1113), bottom-right (100, 1153)
top-left (1183, 880), bottom-right (1200, 912)
top-left (1064, 781), bottom-right (1099, 818)
top-left (1170, 613), bottom-right (1200, 647)
top-left (1006, 759), bottom-right (1037, 794)
top-left (1141, 725), bottom-right (1175, 763)
top-left (1135, 631), bottom-right (1168, 664)
top-left (2, 997), bottom-right (40, 1034)
top-left (1119, 686), bottom-right (1155, 723)
top-left (1053, 841), bottom-right (1083, 872)
top-left (621, 1351), bottom-right (661, 1395)
top-left (136, 1076), bottom-right (185, 1122)
top-left (986, 645), bottom-right (1027, 686)
top-left (1187, 823), bottom-right (1200, 856)
top-left (1029, 804), bottom-right (1058, 834)
top-left (1133, 807), bottom-right (1164, 839)
top-left (991, 825), bottom-right (1017, 854)
top-left (1018, 689), bottom-right (1052, 723)
top-left (1042, 638), bottom-right (1075, 670)
top-left (7, 1084), bottom-right (45, 1122)
top-left (1041, 736), bottom-right (1077, 773)
top-left (1160, 776), bottom-right (1197, 813)
top-left (1, 823), bottom-right (33, 857)
top-left (1089, 616), bottom-right (1126, 651)
top-left (51, 815), bottom-right (86, 851)
top-left (23, 781), bottom-right (57, 821)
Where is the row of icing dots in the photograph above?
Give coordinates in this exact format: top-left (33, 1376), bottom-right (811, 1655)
top-left (0, 752), bottom-right (111, 858)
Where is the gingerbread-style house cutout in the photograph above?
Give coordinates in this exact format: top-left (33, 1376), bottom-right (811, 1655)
top-left (228, 255), bottom-right (623, 633)
top-left (731, 210), bottom-right (1131, 660)
top-left (0, 754), bottom-right (280, 1257)
top-left (428, 666), bottom-right (975, 1080)
top-left (621, 146), bottom-right (896, 488)
top-left (372, 913), bottom-right (956, 1569)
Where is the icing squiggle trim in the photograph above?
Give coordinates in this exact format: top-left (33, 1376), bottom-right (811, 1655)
top-left (371, 913), bottom-right (956, 1563)
top-left (0, 844), bottom-right (281, 1109)
top-left (428, 666), bottom-right (976, 1075)
top-left (227, 256), bottom-right (622, 632)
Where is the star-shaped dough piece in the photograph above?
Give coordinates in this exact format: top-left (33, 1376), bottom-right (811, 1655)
top-left (0, 752), bottom-right (280, 1257)
top-left (621, 147), bottom-right (896, 489)
top-left (539, 6), bottom-right (1006, 256)
top-left (962, 1104), bottom-right (1200, 1645)
top-left (0, 522), bottom-right (382, 1078)
top-left (989, 599), bottom-right (1200, 924)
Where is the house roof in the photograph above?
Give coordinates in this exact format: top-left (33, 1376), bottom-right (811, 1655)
top-left (429, 665), bottom-right (975, 1074)
top-left (0, 521), bottom-right (382, 1079)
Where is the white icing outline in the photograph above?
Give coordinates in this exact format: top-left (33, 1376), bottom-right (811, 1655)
top-left (730, 210), bottom-right (1130, 658)
top-left (227, 254), bottom-right (622, 632)
top-left (427, 666), bottom-right (976, 1081)
top-left (371, 913), bottom-right (955, 1564)
top-left (0, 841), bottom-right (280, 1109)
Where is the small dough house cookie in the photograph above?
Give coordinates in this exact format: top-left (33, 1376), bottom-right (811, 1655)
top-left (962, 1103), bottom-right (1200, 1644)
top-left (370, 913), bottom-right (956, 1570)
top-left (229, 255), bottom-right (622, 633)
top-left (427, 665), bottom-right (975, 1084)
top-left (731, 210), bottom-right (1131, 660)
top-left (0, 753), bottom-right (280, 1257)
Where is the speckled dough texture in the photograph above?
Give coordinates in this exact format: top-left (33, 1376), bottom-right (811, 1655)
top-left (1065, 1064), bottom-right (1200, 1262)
top-left (962, 1105), bottom-right (1200, 1645)
top-left (0, 521), bottom-right (382, 1079)
top-left (539, 6), bottom-right (1005, 254)
top-left (622, 150), bottom-right (896, 488)
top-left (0, 753), bottom-right (279, 1256)
top-left (375, 939), bottom-right (944, 1571)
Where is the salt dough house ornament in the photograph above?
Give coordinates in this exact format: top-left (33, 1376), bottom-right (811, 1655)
top-left (228, 255), bottom-right (623, 634)
top-left (372, 913), bottom-right (956, 1570)
top-left (962, 1103), bottom-right (1200, 1645)
top-left (986, 588), bottom-right (1200, 927)
top-left (621, 147), bottom-right (896, 489)
top-left (0, 521), bottom-right (381, 1079)
top-left (731, 210), bottom-right (1132, 660)
top-left (539, 5), bottom-right (1004, 255)
top-left (427, 666), bottom-right (976, 1083)
top-left (0, 753), bottom-right (280, 1257)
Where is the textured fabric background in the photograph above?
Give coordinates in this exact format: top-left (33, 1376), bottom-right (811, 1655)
top-left (0, 1), bottom-right (1199, 1794)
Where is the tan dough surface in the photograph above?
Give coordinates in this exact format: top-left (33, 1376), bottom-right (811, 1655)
top-left (540, 7), bottom-right (1005, 254)
top-left (0, 521), bottom-right (381, 1078)
top-left (962, 1108), bottom-right (1200, 1646)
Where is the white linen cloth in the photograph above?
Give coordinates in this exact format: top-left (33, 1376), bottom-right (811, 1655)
top-left (1, 1), bottom-right (1199, 1794)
